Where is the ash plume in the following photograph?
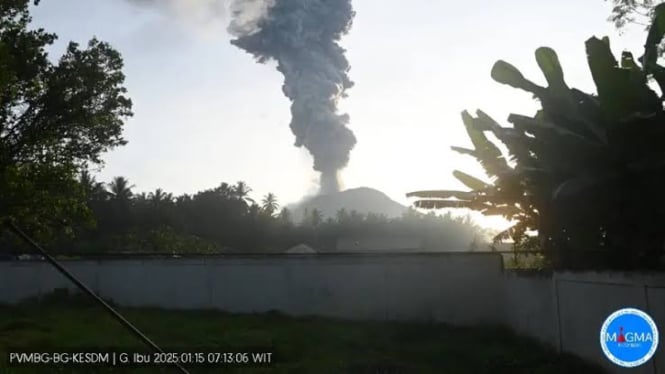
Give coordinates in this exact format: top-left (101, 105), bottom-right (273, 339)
top-left (125, 0), bottom-right (229, 33)
top-left (228, 0), bottom-right (357, 195)
top-left (124, 0), bottom-right (357, 195)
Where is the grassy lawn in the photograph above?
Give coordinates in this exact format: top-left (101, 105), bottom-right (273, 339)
top-left (0, 292), bottom-right (606, 374)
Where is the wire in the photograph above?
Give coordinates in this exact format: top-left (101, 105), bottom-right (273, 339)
top-left (3, 219), bottom-right (191, 374)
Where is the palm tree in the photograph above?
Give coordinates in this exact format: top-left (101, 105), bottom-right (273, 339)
top-left (215, 182), bottom-right (234, 199)
top-left (175, 194), bottom-right (192, 204)
top-left (108, 176), bottom-right (134, 201)
top-left (79, 170), bottom-right (108, 201)
top-left (232, 181), bottom-right (254, 204)
top-left (135, 192), bottom-right (148, 203)
top-left (261, 193), bottom-right (279, 216)
top-left (149, 188), bottom-right (173, 205)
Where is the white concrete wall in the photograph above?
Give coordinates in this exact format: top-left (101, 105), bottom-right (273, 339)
top-left (0, 254), bottom-right (503, 325)
top-left (1, 255), bottom-right (664, 373)
top-left (503, 271), bottom-right (665, 374)
top-left (500, 272), bottom-right (558, 346)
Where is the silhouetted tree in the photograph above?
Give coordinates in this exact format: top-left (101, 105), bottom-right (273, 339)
top-left (149, 188), bottom-right (172, 205)
top-left (410, 8), bottom-right (665, 269)
top-left (215, 182), bottom-right (233, 199)
top-left (108, 176), bottom-right (134, 201)
top-left (232, 181), bottom-right (254, 205)
top-left (52, 175), bottom-right (485, 255)
top-left (0, 0), bottom-right (132, 240)
top-left (261, 193), bottom-right (279, 216)
top-left (79, 171), bottom-right (108, 202)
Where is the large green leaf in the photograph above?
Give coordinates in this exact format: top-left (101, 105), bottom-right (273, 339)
top-left (508, 114), bottom-right (590, 141)
top-left (450, 146), bottom-right (478, 157)
top-left (474, 110), bottom-right (503, 132)
top-left (406, 190), bottom-right (476, 200)
top-left (479, 124), bottom-right (534, 167)
top-left (587, 37), bottom-right (661, 118)
top-left (567, 89), bottom-right (608, 144)
top-left (481, 205), bottom-right (522, 217)
top-left (535, 47), bottom-right (569, 95)
top-left (461, 111), bottom-right (503, 158)
top-left (586, 36), bottom-right (624, 118)
top-left (413, 200), bottom-right (473, 209)
top-left (461, 111), bottom-right (492, 150)
top-left (452, 170), bottom-right (491, 191)
top-left (461, 111), bottom-right (513, 178)
top-left (491, 60), bottom-right (545, 96)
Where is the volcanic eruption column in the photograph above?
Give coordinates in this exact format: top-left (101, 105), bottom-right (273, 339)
top-left (228, 0), bottom-right (356, 194)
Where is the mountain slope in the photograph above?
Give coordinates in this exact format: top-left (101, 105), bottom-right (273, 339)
top-left (289, 187), bottom-right (408, 221)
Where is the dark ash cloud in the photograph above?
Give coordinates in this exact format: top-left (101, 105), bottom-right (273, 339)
top-left (229, 0), bottom-right (356, 194)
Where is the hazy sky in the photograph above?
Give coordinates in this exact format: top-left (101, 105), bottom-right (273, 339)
top-left (30, 0), bottom-right (646, 228)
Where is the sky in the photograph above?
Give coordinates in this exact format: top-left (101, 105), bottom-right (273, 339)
top-left (30, 0), bottom-right (647, 229)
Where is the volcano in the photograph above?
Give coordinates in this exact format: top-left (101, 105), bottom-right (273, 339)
top-left (289, 187), bottom-right (408, 221)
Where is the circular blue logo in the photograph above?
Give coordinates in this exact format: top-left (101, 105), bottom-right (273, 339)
top-left (600, 308), bottom-right (659, 367)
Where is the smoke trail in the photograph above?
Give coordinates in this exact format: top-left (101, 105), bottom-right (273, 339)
top-left (125, 0), bottom-right (229, 34)
top-left (124, 0), bottom-right (357, 194)
top-left (228, 0), bottom-right (357, 195)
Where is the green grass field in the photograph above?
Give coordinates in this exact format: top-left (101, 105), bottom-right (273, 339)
top-left (0, 292), bottom-right (606, 374)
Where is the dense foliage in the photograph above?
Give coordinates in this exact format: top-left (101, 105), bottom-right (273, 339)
top-left (606, 0), bottom-right (663, 29)
top-left (409, 4), bottom-right (665, 269)
top-left (17, 176), bottom-right (483, 254)
top-left (0, 0), bottom-right (133, 240)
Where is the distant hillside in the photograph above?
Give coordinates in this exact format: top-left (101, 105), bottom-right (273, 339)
top-left (289, 187), bottom-right (408, 221)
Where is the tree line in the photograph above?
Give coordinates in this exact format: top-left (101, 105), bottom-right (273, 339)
top-left (9, 174), bottom-right (481, 254)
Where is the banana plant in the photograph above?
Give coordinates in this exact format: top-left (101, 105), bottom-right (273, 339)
top-left (408, 5), bottom-right (665, 269)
